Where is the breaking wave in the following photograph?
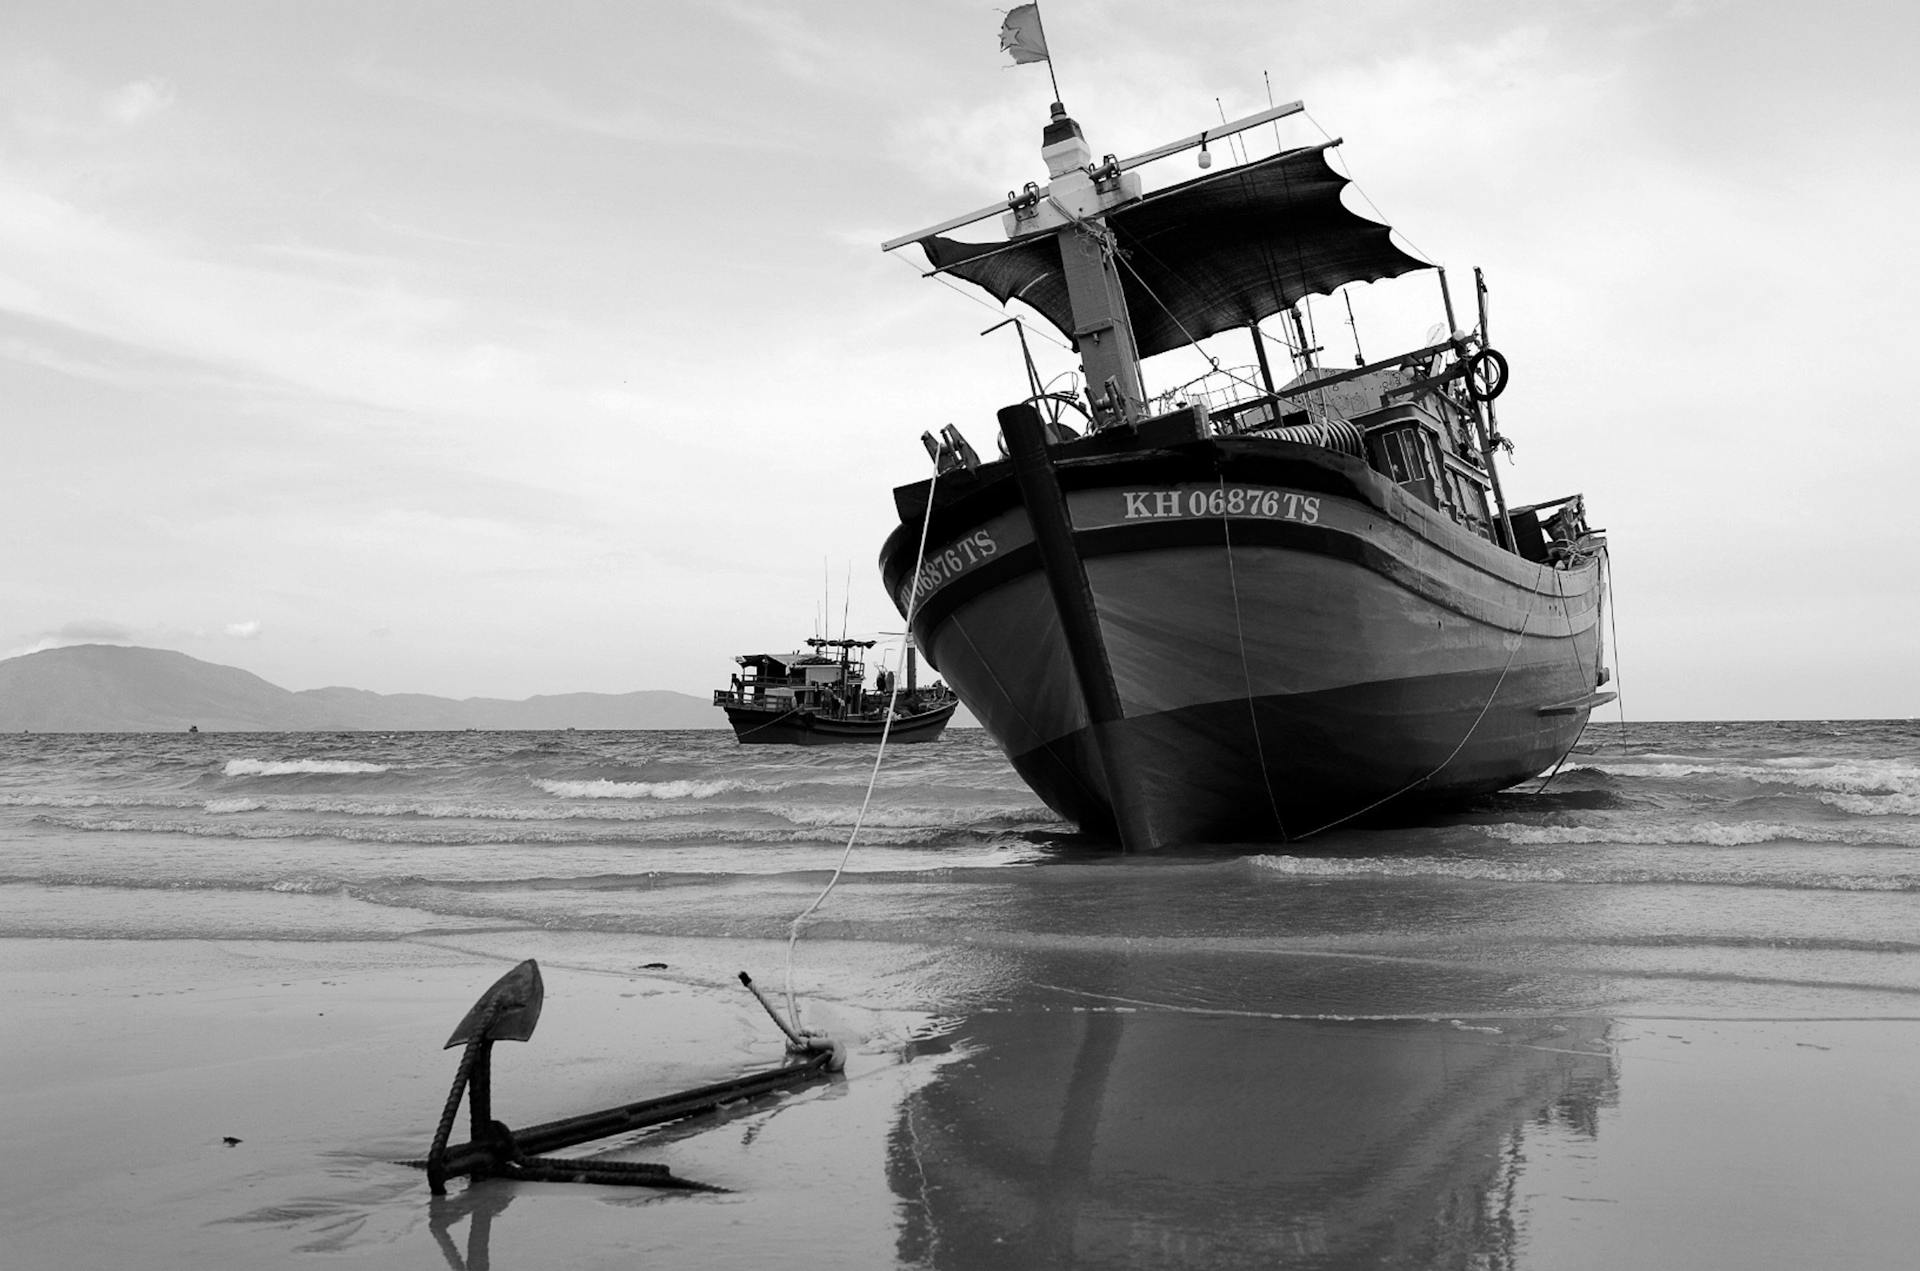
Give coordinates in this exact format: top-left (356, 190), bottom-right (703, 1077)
top-left (533, 777), bottom-right (781, 800)
top-left (1482, 819), bottom-right (1920, 849)
top-left (25, 810), bottom-right (1036, 849)
top-left (1566, 758), bottom-right (1920, 799)
top-left (224, 759), bottom-right (392, 777)
top-left (1249, 854), bottom-right (1920, 891)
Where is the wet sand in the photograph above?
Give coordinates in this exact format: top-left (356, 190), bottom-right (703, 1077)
top-left (4, 935), bottom-right (1917, 1269)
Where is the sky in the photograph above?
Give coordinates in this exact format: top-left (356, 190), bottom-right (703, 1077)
top-left (2, 0), bottom-right (1915, 719)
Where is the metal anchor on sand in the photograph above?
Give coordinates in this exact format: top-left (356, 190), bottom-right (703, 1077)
top-left (413, 959), bottom-right (840, 1195)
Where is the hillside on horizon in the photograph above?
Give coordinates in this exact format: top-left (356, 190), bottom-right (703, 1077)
top-left (0, 645), bottom-right (722, 732)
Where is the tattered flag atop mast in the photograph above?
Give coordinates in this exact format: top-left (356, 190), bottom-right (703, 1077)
top-left (1000, 4), bottom-right (1064, 100)
top-left (999, 5), bottom-right (1050, 64)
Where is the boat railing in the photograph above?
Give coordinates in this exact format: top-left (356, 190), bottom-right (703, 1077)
top-left (1148, 364), bottom-right (1268, 422)
top-left (714, 687), bottom-right (824, 708)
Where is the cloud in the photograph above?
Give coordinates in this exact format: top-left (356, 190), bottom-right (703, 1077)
top-left (50, 618), bottom-right (135, 642)
top-left (2, 618), bottom-right (137, 660)
top-left (102, 78), bottom-right (175, 127)
top-left (224, 620), bottom-right (262, 639)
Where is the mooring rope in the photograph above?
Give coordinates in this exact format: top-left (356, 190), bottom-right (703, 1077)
top-left (728, 704), bottom-right (806, 740)
top-left (779, 459), bottom-right (944, 1028)
top-left (1217, 474), bottom-right (1289, 840)
top-left (1600, 548), bottom-right (1626, 738)
top-left (1530, 555), bottom-right (1619, 795)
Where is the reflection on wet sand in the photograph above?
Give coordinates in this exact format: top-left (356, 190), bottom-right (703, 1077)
top-left (889, 1011), bottom-right (1614, 1269)
top-left (428, 1187), bottom-right (513, 1271)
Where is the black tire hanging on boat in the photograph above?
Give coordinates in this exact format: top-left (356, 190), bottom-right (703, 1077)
top-left (1467, 348), bottom-right (1509, 401)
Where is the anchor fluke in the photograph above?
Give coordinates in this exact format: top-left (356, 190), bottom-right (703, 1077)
top-left (444, 958), bottom-right (544, 1048)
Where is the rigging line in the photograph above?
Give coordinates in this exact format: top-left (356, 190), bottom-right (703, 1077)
top-left (945, 615), bottom-right (1102, 814)
top-left (1214, 98), bottom-right (1251, 167)
top-left (889, 251), bottom-right (1076, 353)
top-left (1099, 234), bottom-right (1268, 400)
top-left (1602, 548), bottom-right (1627, 738)
top-left (1217, 474), bottom-right (1289, 840)
top-left (1296, 581), bottom-right (1543, 840)
top-left (730, 705), bottom-right (807, 740)
top-left (1532, 563), bottom-right (1588, 795)
top-left (781, 461), bottom-right (944, 1028)
top-left (1303, 109), bottom-right (1439, 267)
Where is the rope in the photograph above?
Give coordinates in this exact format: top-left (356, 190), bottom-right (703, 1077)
top-left (1296, 580), bottom-right (1542, 840)
top-left (780, 459), bottom-right (944, 1027)
top-left (1304, 110), bottom-right (1440, 268)
top-left (1601, 549), bottom-right (1626, 739)
top-left (1217, 474), bottom-right (1288, 840)
top-left (727, 704), bottom-right (807, 740)
top-left (1531, 565), bottom-right (1587, 795)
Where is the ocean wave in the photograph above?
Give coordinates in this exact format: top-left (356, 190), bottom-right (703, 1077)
top-left (1566, 758), bottom-right (1920, 798)
top-left (265, 875), bottom-right (347, 894)
top-left (1248, 853), bottom-right (1920, 891)
top-left (534, 777), bottom-right (781, 800)
top-left (1, 792), bottom-right (181, 810)
top-left (766, 804), bottom-right (1064, 830)
top-left (224, 759), bottom-right (392, 777)
top-left (27, 810), bottom-right (1029, 849)
top-left (1482, 819), bottom-right (1920, 849)
top-left (1815, 792), bottom-right (1920, 817)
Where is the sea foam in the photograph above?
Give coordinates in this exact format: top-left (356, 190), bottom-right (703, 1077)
top-left (1482, 819), bottom-right (1920, 849)
top-left (1566, 758), bottom-right (1920, 798)
top-left (1249, 853), bottom-right (1919, 891)
top-left (224, 759), bottom-right (391, 777)
top-left (534, 777), bottom-right (778, 800)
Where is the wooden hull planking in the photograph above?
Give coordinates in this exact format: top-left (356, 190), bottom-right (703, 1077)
top-left (881, 441), bottom-right (1606, 842)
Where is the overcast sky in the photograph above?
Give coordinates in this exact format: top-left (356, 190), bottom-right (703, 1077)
top-left (3, 1), bottom-right (1914, 719)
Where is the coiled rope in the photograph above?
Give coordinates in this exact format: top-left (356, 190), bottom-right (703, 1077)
top-left (779, 459), bottom-right (944, 1027)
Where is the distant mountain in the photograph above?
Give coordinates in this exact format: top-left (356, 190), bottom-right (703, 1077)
top-left (0, 645), bottom-right (721, 732)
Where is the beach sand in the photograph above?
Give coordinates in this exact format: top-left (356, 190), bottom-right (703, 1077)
top-left (4, 935), bottom-right (1918, 1269)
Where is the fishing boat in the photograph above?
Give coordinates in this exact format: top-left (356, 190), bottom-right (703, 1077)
top-left (877, 83), bottom-right (1612, 847)
top-left (712, 637), bottom-right (958, 745)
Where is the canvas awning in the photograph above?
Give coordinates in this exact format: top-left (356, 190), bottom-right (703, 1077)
top-left (915, 143), bottom-right (1430, 359)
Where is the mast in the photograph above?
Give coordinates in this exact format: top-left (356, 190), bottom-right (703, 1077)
top-left (1251, 323), bottom-right (1278, 396)
top-left (1005, 104), bottom-right (1148, 427)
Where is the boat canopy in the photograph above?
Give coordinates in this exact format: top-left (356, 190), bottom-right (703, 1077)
top-left (915, 143), bottom-right (1429, 360)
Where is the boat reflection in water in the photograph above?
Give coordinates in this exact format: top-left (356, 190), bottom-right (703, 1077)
top-left (888, 1010), bottom-right (1613, 1268)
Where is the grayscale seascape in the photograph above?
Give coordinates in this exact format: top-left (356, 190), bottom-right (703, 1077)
top-left (6, 1), bottom-right (1914, 1266)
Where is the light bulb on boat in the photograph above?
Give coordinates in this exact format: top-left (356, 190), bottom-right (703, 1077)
top-left (1198, 141), bottom-right (1213, 169)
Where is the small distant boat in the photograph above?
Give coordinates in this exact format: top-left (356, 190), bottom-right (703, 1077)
top-left (713, 638), bottom-right (958, 745)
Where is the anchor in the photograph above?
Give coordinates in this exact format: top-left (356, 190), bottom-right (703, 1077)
top-left (411, 960), bottom-right (840, 1194)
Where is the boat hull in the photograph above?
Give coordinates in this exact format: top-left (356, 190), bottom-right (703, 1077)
top-left (881, 438), bottom-right (1606, 843)
top-left (720, 701), bottom-right (957, 746)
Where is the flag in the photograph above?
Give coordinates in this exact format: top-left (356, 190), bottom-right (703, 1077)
top-left (999, 4), bottom-right (1049, 65)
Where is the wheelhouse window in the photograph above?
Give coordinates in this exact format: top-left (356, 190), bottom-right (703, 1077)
top-left (1374, 428), bottom-right (1436, 506)
top-left (1375, 426), bottom-right (1433, 493)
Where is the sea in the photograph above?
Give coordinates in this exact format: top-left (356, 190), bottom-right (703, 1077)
top-left (3, 719), bottom-right (1919, 1021)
